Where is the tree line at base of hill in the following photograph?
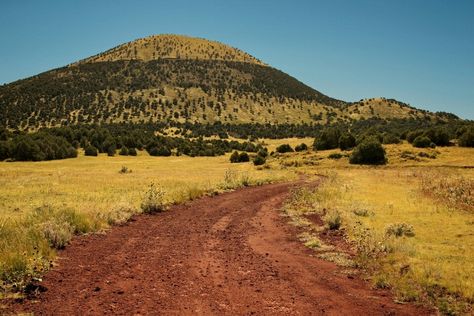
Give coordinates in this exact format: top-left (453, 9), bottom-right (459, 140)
top-left (0, 125), bottom-right (264, 161)
top-left (0, 118), bottom-right (473, 162)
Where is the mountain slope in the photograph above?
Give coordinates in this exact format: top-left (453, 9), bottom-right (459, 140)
top-left (0, 34), bottom-right (451, 130)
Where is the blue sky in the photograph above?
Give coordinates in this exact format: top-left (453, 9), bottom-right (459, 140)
top-left (1, 0), bottom-right (473, 119)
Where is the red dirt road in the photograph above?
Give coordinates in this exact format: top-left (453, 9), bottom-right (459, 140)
top-left (9, 182), bottom-right (431, 315)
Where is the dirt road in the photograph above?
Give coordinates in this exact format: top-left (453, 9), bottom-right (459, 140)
top-left (9, 181), bottom-right (430, 315)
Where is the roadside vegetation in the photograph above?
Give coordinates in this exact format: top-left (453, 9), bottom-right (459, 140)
top-left (277, 143), bottom-right (474, 314)
top-left (0, 152), bottom-right (294, 295)
top-left (1, 122), bottom-right (473, 313)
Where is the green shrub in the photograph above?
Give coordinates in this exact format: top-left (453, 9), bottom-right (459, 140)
top-left (106, 146), bottom-right (115, 156)
top-left (230, 151), bottom-right (240, 163)
top-left (349, 137), bottom-right (387, 165)
top-left (339, 133), bottom-right (356, 150)
top-left (413, 136), bottom-right (433, 148)
top-left (328, 153), bottom-right (343, 160)
top-left (382, 133), bottom-right (400, 144)
top-left (276, 144), bottom-right (294, 153)
top-left (355, 129), bottom-right (383, 145)
top-left (406, 130), bottom-right (424, 143)
top-left (128, 147), bottom-right (137, 156)
top-left (314, 128), bottom-right (341, 150)
top-left (119, 146), bottom-right (129, 156)
top-left (13, 138), bottom-right (44, 161)
top-left (149, 147), bottom-right (159, 156)
top-left (148, 146), bottom-right (171, 156)
top-left (257, 148), bottom-right (269, 157)
top-left (423, 127), bottom-right (450, 146)
top-left (0, 141), bottom-right (11, 161)
top-left (459, 128), bottom-right (474, 147)
top-left (385, 223), bottom-right (415, 237)
top-left (157, 146), bottom-right (171, 156)
top-left (238, 152), bottom-right (250, 162)
top-left (294, 143), bottom-right (308, 152)
top-left (141, 183), bottom-right (166, 214)
top-left (253, 155), bottom-right (266, 166)
top-left (84, 145), bottom-right (98, 156)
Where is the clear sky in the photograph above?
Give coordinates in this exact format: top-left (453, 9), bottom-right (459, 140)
top-left (1, 0), bottom-right (473, 119)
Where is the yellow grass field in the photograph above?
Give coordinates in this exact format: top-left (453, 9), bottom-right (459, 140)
top-left (276, 142), bottom-right (474, 313)
top-left (0, 150), bottom-right (295, 293)
top-left (0, 151), bottom-right (294, 219)
top-left (1, 139), bottom-right (473, 313)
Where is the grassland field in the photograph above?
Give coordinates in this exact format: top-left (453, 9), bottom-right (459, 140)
top-left (1, 137), bottom-right (473, 313)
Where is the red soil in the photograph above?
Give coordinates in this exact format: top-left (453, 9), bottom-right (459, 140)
top-left (6, 181), bottom-right (432, 315)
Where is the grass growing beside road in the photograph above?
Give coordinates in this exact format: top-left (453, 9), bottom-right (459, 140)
top-left (285, 167), bottom-right (474, 314)
top-left (0, 151), bottom-right (294, 294)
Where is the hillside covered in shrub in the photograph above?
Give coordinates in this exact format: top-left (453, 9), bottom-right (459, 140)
top-left (0, 34), bottom-right (458, 131)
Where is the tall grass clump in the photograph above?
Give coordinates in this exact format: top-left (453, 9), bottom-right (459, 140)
top-left (0, 206), bottom-right (100, 292)
top-left (220, 169), bottom-right (256, 190)
top-left (324, 210), bottom-right (342, 230)
top-left (419, 171), bottom-right (473, 211)
top-left (100, 203), bottom-right (138, 226)
top-left (141, 183), bottom-right (166, 214)
top-left (0, 218), bottom-right (53, 292)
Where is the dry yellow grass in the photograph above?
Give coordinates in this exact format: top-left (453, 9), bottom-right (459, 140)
top-left (0, 151), bottom-right (294, 219)
top-left (80, 34), bottom-right (266, 65)
top-left (0, 150), bottom-right (295, 292)
top-left (344, 97), bottom-right (436, 121)
top-left (1, 139), bottom-right (473, 313)
top-left (274, 143), bottom-right (474, 312)
top-left (332, 169), bottom-right (473, 291)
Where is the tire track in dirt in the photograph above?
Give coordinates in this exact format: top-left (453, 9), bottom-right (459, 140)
top-left (6, 181), bottom-right (431, 315)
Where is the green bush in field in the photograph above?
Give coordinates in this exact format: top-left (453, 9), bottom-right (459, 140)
top-left (459, 128), bottom-right (474, 147)
top-left (413, 136), bottom-right (434, 148)
top-left (0, 141), bottom-right (11, 160)
top-left (238, 152), bottom-right (250, 162)
top-left (230, 151), bottom-right (240, 163)
top-left (276, 144), bottom-right (294, 153)
top-left (128, 147), bottom-right (137, 156)
top-left (423, 127), bottom-right (450, 146)
top-left (338, 133), bottom-right (356, 150)
top-left (119, 145), bottom-right (129, 156)
top-left (328, 153), bottom-right (343, 160)
top-left (257, 148), bottom-right (268, 157)
top-left (107, 145), bottom-right (116, 156)
top-left (148, 147), bottom-right (159, 156)
top-left (349, 137), bottom-right (387, 165)
top-left (84, 145), bottom-right (98, 156)
top-left (294, 143), bottom-right (308, 152)
top-left (406, 130), bottom-right (424, 143)
top-left (314, 128), bottom-right (341, 150)
top-left (253, 154), bottom-right (266, 166)
top-left (382, 133), bottom-right (401, 144)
